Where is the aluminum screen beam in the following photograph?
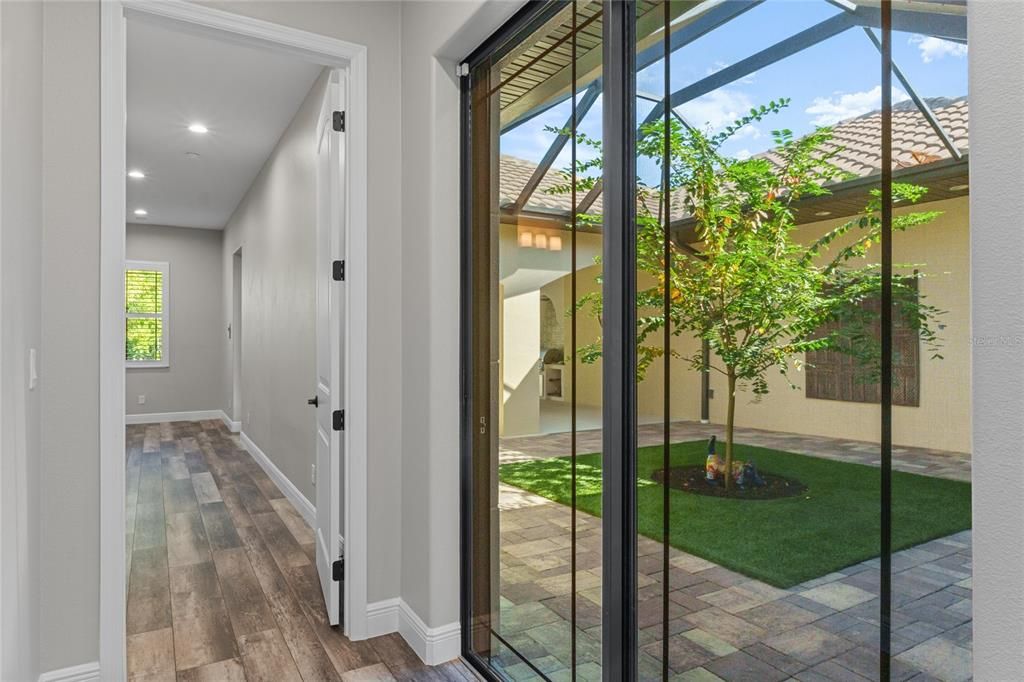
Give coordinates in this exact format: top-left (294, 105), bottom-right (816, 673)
top-left (862, 27), bottom-right (963, 160)
top-left (510, 81), bottom-right (601, 212)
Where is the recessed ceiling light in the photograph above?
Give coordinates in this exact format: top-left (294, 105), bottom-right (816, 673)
top-left (950, 184), bottom-right (969, 191)
top-left (815, 210), bottom-right (832, 217)
top-left (127, 169), bottom-right (145, 179)
top-left (188, 123), bottom-right (209, 134)
top-left (134, 208), bottom-right (148, 216)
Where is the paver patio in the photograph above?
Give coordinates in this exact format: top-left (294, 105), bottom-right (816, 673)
top-left (491, 421), bottom-right (972, 681)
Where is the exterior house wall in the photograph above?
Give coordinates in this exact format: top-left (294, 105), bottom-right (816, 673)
top-left (563, 196), bottom-right (970, 453)
top-left (704, 196), bottom-right (971, 453)
top-left (126, 224), bottom-right (224, 416)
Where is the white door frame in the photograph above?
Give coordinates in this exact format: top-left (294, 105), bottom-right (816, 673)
top-left (100, 2), bottom-right (370, 678)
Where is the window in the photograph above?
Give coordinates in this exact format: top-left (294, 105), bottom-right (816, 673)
top-left (806, 281), bottom-right (921, 407)
top-left (125, 260), bottom-right (169, 368)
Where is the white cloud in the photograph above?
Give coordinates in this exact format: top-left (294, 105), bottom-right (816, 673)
top-left (678, 88), bottom-right (757, 131)
top-left (909, 35), bottom-right (968, 63)
top-left (735, 149), bottom-right (752, 161)
top-left (706, 60), bottom-right (756, 85)
top-left (805, 85), bottom-right (910, 126)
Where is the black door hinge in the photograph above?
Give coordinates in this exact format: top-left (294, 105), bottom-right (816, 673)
top-left (332, 558), bottom-right (344, 581)
top-left (333, 110), bottom-right (345, 132)
top-left (333, 409), bottom-right (344, 431)
top-left (333, 260), bottom-right (345, 281)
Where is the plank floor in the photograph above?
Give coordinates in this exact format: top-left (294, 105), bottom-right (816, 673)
top-left (126, 420), bottom-right (479, 681)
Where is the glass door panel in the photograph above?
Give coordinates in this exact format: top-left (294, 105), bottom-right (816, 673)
top-left (464, 2), bottom-right (606, 678)
top-left (463, 3), bottom-right (970, 680)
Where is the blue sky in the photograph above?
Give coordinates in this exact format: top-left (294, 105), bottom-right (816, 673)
top-left (500, 0), bottom-right (967, 186)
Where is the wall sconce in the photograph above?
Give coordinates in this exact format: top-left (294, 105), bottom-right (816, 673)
top-left (518, 231), bottom-right (533, 247)
top-left (535, 233), bottom-right (548, 249)
top-left (548, 235), bottom-right (563, 251)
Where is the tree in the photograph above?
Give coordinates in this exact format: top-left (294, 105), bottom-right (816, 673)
top-left (550, 100), bottom-right (944, 490)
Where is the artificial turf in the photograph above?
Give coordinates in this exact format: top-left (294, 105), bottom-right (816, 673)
top-left (498, 440), bottom-right (971, 588)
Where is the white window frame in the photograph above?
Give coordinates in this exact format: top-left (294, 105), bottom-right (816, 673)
top-left (124, 259), bottom-right (170, 369)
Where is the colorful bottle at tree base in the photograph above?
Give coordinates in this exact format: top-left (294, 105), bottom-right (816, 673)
top-left (705, 435), bottom-right (719, 484)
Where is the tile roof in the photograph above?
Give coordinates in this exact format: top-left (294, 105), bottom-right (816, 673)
top-left (500, 97), bottom-right (968, 219)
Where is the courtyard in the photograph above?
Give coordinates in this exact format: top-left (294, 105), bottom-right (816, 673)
top-left (490, 423), bottom-right (972, 681)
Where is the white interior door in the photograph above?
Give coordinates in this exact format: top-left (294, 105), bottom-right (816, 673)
top-left (314, 72), bottom-right (346, 626)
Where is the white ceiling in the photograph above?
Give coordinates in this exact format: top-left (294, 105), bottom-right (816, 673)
top-left (127, 20), bottom-right (324, 229)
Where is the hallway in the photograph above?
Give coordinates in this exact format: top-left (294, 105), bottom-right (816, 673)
top-left (125, 420), bottom-right (475, 681)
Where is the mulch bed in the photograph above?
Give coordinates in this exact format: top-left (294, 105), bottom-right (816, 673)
top-left (651, 465), bottom-right (808, 500)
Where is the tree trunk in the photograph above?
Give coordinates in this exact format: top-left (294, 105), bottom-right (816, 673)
top-left (724, 369), bottom-right (737, 491)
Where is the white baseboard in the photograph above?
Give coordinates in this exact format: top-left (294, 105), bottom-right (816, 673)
top-left (125, 409), bottom-right (224, 424)
top-left (365, 598), bottom-right (460, 664)
top-left (238, 430), bottom-right (315, 528)
top-left (38, 662), bottom-right (100, 682)
top-left (220, 410), bottom-right (241, 432)
top-left (234, 431), bottom-right (344, 553)
top-left (399, 600), bottom-right (461, 665)
top-left (366, 597), bottom-right (401, 638)
top-left (362, 599), bottom-right (459, 666)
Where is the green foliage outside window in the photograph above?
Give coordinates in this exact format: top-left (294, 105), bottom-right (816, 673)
top-left (126, 268), bottom-right (165, 362)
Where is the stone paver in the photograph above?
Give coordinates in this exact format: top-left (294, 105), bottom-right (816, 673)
top-left (489, 425), bottom-right (973, 681)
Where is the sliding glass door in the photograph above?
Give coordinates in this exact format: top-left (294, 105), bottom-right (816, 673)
top-left (462, 2), bottom-right (971, 680)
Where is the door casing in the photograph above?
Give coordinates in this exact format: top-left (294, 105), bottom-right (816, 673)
top-left (100, 3), bottom-right (370, 678)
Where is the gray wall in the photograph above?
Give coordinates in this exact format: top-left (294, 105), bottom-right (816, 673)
top-left (220, 68), bottom-right (326, 505)
top-left (970, 0), bottom-right (1024, 677)
top-left (399, 0), bottom-right (521, 631)
top-left (126, 223), bottom-right (224, 416)
top-left (1, 1), bottom-right (43, 679)
top-left (39, 1), bottom-right (101, 673)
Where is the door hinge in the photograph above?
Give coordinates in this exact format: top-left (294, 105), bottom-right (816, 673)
top-left (333, 409), bottom-right (344, 431)
top-left (333, 110), bottom-right (345, 132)
top-left (332, 558), bottom-right (344, 581)
top-left (333, 260), bottom-right (345, 281)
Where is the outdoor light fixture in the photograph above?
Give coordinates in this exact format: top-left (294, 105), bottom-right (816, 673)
top-left (127, 169), bottom-right (146, 179)
top-left (134, 208), bottom-right (148, 216)
top-left (188, 123), bottom-right (209, 134)
top-left (950, 184), bottom-right (969, 192)
top-left (535, 233), bottom-right (548, 249)
top-left (549, 235), bottom-right (563, 251)
top-left (518, 231), bottom-right (533, 247)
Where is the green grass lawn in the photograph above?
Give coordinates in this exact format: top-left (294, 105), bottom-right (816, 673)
top-left (499, 441), bottom-right (971, 588)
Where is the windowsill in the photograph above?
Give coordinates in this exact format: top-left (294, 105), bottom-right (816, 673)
top-left (126, 362), bottom-right (170, 370)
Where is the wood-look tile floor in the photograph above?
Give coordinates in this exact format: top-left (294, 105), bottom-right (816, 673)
top-left (126, 420), bottom-right (479, 681)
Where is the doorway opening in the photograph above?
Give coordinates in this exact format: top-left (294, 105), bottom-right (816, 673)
top-left (101, 3), bottom-right (373, 679)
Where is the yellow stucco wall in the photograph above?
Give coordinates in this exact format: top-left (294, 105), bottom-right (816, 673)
top-left (556, 195), bottom-right (971, 453)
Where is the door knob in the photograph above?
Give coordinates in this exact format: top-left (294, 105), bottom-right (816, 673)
top-left (308, 396), bottom-right (319, 407)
